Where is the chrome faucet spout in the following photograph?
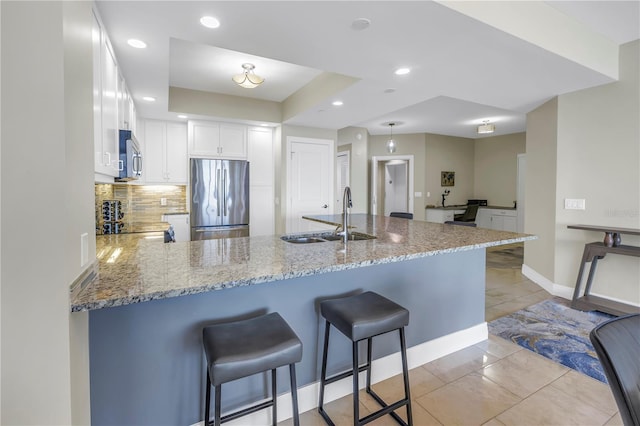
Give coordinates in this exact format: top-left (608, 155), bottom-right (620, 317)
top-left (342, 186), bottom-right (352, 244)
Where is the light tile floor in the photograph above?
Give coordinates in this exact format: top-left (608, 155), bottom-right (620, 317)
top-left (282, 244), bottom-right (622, 426)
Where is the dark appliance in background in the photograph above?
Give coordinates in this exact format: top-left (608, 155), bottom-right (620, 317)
top-left (115, 130), bottom-right (143, 182)
top-left (190, 158), bottom-right (250, 241)
top-left (467, 199), bottom-right (488, 206)
top-left (102, 200), bottom-right (126, 234)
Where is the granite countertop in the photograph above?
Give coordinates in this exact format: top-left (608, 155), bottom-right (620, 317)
top-left (72, 214), bottom-right (535, 312)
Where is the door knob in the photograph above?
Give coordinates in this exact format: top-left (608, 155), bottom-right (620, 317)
top-left (322, 204), bottom-right (328, 208)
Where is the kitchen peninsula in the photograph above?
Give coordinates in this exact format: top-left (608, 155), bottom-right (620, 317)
top-left (76, 214), bottom-right (534, 425)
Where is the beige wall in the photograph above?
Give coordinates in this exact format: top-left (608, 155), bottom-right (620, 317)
top-left (554, 40), bottom-right (640, 301)
top-left (1, 1), bottom-right (93, 423)
top-left (425, 134), bottom-right (475, 208)
top-left (474, 133), bottom-right (526, 207)
top-left (524, 40), bottom-right (639, 304)
top-left (337, 127), bottom-right (369, 214)
top-left (523, 98), bottom-right (559, 281)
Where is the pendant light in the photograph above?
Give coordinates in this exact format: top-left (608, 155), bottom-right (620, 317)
top-left (386, 122), bottom-right (397, 153)
top-left (232, 63), bottom-right (264, 89)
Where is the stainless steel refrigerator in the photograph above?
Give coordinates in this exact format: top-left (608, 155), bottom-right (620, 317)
top-left (190, 158), bottom-right (250, 241)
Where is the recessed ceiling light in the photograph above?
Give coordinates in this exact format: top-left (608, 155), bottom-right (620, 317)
top-left (178, 115), bottom-right (188, 119)
top-left (200, 16), bottom-right (220, 29)
top-left (127, 39), bottom-right (146, 49)
top-left (351, 18), bottom-right (371, 31)
top-left (332, 101), bottom-right (343, 106)
top-left (394, 68), bottom-right (411, 75)
top-left (142, 96), bottom-right (156, 102)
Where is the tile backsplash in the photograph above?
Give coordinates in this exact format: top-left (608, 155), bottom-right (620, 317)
top-left (95, 184), bottom-right (187, 234)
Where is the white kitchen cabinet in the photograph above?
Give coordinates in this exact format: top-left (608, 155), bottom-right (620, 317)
top-left (188, 120), bottom-right (247, 159)
top-left (92, 10), bottom-right (119, 177)
top-left (476, 208), bottom-right (517, 231)
top-left (142, 119), bottom-right (188, 184)
top-left (425, 208), bottom-right (465, 223)
top-left (117, 74), bottom-right (136, 132)
top-left (248, 127), bottom-right (274, 236)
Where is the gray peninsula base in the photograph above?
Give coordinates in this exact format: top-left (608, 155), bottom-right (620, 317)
top-left (89, 248), bottom-right (485, 425)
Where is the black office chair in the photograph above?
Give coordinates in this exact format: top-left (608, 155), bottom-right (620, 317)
top-left (589, 314), bottom-right (640, 426)
top-left (390, 212), bottom-right (413, 219)
top-left (453, 204), bottom-right (478, 222)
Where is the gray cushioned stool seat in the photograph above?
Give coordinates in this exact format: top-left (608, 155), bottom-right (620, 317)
top-left (202, 312), bottom-right (302, 426)
top-left (203, 312), bottom-right (302, 385)
top-left (320, 291), bottom-right (409, 342)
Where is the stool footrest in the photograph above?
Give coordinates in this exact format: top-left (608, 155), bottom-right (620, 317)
top-left (211, 399), bottom-right (274, 425)
top-left (364, 387), bottom-right (410, 426)
top-left (323, 363), bottom-right (370, 386)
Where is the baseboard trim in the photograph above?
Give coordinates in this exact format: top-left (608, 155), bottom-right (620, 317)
top-left (521, 264), bottom-right (573, 299)
top-left (190, 323), bottom-right (487, 426)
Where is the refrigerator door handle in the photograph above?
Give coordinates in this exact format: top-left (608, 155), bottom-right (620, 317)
top-left (223, 168), bottom-right (228, 215)
top-left (216, 168), bottom-right (221, 217)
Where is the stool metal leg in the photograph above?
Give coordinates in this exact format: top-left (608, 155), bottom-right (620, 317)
top-left (289, 363), bottom-right (300, 426)
top-left (353, 341), bottom-right (360, 426)
top-left (318, 320), bottom-right (333, 424)
top-left (366, 338), bottom-right (373, 392)
top-left (215, 384), bottom-right (222, 426)
top-left (205, 373), bottom-right (211, 426)
top-left (399, 327), bottom-right (413, 426)
top-left (271, 369), bottom-right (277, 426)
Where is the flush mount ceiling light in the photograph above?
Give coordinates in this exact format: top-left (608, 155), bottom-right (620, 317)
top-left (477, 120), bottom-right (496, 134)
top-left (232, 63), bottom-right (264, 89)
top-left (387, 122), bottom-right (397, 153)
top-left (394, 68), bottom-right (411, 75)
top-left (332, 100), bottom-right (343, 106)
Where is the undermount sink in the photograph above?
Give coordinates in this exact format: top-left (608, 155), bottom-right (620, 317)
top-left (281, 231), bottom-right (376, 244)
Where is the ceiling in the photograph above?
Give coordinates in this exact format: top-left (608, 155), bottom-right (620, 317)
top-left (96, 1), bottom-right (639, 139)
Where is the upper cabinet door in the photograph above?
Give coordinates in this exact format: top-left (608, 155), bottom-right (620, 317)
top-left (92, 12), bottom-right (104, 174)
top-left (188, 120), bottom-right (220, 157)
top-left (143, 120), bottom-right (167, 183)
top-left (219, 123), bottom-right (247, 159)
top-left (188, 120), bottom-right (247, 159)
top-left (166, 122), bottom-right (188, 183)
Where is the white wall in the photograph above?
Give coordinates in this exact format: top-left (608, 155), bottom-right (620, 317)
top-left (1, 2), bottom-right (93, 423)
top-left (474, 133), bottom-right (526, 207)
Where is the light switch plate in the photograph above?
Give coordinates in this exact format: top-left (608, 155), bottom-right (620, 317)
top-left (564, 198), bottom-right (586, 210)
top-left (80, 233), bottom-right (88, 266)
top-left (415, 192), bottom-right (422, 197)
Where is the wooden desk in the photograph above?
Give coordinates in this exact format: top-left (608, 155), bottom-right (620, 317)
top-left (568, 225), bottom-right (640, 316)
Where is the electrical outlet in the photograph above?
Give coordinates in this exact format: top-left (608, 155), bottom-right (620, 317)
top-left (564, 198), bottom-right (586, 210)
top-left (160, 198), bottom-right (167, 206)
top-left (415, 192), bottom-right (422, 197)
top-left (426, 192), bottom-right (431, 198)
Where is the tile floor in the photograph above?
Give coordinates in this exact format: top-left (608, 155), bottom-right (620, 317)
top-left (282, 244), bottom-right (622, 426)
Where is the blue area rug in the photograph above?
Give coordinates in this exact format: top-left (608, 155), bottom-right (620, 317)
top-left (488, 299), bottom-right (614, 383)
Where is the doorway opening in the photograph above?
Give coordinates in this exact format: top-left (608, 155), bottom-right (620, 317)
top-left (371, 155), bottom-right (414, 216)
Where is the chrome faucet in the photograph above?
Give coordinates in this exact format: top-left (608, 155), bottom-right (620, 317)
top-left (341, 186), bottom-right (352, 244)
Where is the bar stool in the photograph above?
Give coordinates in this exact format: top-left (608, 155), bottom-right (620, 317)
top-left (318, 291), bottom-right (413, 426)
top-left (202, 312), bottom-right (303, 426)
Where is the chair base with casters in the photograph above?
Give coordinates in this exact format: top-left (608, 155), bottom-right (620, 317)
top-left (318, 291), bottom-right (413, 426)
top-left (589, 314), bottom-right (640, 426)
top-left (202, 312), bottom-right (303, 426)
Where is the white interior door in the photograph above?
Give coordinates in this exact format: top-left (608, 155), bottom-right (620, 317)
top-left (287, 137), bottom-right (334, 233)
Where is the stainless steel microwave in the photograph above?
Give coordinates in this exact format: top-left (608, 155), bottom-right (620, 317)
top-left (115, 129), bottom-right (142, 182)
